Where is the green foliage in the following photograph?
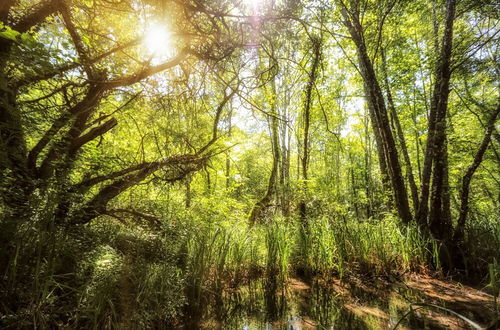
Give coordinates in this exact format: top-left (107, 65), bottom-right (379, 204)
top-left (486, 258), bottom-right (500, 315)
top-left (134, 263), bottom-right (186, 327)
top-left (296, 217), bottom-right (341, 277)
top-left (462, 217), bottom-right (500, 279)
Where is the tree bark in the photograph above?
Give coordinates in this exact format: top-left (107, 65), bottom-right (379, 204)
top-left (279, 87), bottom-right (291, 217)
top-left (225, 107), bottom-right (232, 189)
top-left (249, 110), bottom-right (280, 224)
top-left (249, 66), bottom-right (280, 224)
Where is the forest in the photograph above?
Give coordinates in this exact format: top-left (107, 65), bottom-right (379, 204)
top-left (0, 0), bottom-right (499, 328)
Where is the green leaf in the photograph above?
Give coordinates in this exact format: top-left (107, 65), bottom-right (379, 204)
top-left (0, 23), bottom-right (20, 41)
top-left (82, 34), bottom-right (91, 46)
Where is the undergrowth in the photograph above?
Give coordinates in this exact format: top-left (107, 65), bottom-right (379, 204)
top-left (1, 210), bottom-right (498, 329)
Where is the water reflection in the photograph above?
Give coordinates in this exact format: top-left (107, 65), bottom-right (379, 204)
top-left (184, 276), bottom-right (488, 329)
top-left (185, 277), bottom-right (363, 329)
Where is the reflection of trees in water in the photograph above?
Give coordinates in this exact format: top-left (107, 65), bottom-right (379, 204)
top-left (185, 275), bottom-right (491, 330)
top-left (185, 277), bottom-right (370, 329)
top-left (298, 280), bottom-right (367, 329)
top-left (264, 276), bottom-right (288, 323)
top-left (307, 281), bottom-right (339, 327)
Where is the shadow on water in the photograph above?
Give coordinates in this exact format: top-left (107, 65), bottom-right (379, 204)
top-left (184, 275), bottom-right (496, 329)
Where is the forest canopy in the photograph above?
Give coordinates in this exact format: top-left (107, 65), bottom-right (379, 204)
top-left (0, 0), bottom-right (499, 328)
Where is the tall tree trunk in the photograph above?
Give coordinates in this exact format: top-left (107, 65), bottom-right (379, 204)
top-left (279, 88), bottom-right (291, 217)
top-left (381, 48), bottom-right (420, 212)
top-left (364, 114), bottom-right (373, 219)
top-left (250, 73), bottom-right (280, 224)
top-left (225, 109), bottom-right (232, 189)
top-left (185, 175), bottom-right (192, 209)
top-left (416, 0), bottom-right (456, 237)
top-left (348, 152), bottom-right (360, 219)
top-left (340, 6), bottom-right (412, 223)
top-left (412, 87), bottom-right (423, 182)
top-left (299, 37), bottom-right (321, 223)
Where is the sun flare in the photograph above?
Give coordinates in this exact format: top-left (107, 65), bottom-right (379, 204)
top-left (243, 0), bottom-right (264, 10)
top-left (144, 23), bottom-right (172, 57)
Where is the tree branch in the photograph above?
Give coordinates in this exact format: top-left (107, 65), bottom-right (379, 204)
top-left (69, 117), bottom-right (117, 154)
top-left (27, 112), bottom-right (71, 173)
top-left (12, 0), bottom-right (58, 33)
top-left (14, 38), bottom-right (140, 87)
top-left (69, 154), bottom-right (208, 224)
top-left (58, 0), bottom-right (94, 78)
top-left (455, 100), bottom-right (500, 239)
top-left (102, 48), bottom-right (190, 90)
top-left (104, 208), bottom-right (162, 227)
top-left (197, 87), bottom-right (237, 154)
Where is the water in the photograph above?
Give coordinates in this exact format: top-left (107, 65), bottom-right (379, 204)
top-left (184, 276), bottom-right (493, 329)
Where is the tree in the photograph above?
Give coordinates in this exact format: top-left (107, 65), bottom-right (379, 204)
top-left (299, 35), bottom-right (322, 223)
top-left (0, 0), bottom-right (240, 271)
top-left (416, 0), bottom-right (456, 240)
top-left (336, 0), bottom-right (413, 224)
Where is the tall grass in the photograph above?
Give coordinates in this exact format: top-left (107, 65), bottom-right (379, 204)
top-left (462, 217), bottom-right (500, 280)
top-left (264, 221), bottom-right (293, 287)
top-left (134, 263), bottom-right (186, 327)
top-left (294, 215), bottom-right (432, 277)
top-left (5, 203), bottom-right (495, 329)
top-left (183, 221), bottom-right (265, 319)
top-left (183, 213), bottom-right (434, 305)
top-left (487, 259), bottom-right (500, 317)
top-left (182, 218), bottom-right (296, 320)
top-left (296, 217), bottom-right (343, 278)
top-left (76, 245), bottom-right (122, 329)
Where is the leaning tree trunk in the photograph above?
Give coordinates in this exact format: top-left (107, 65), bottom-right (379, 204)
top-left (454, 101), bottom-right (500, 241)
